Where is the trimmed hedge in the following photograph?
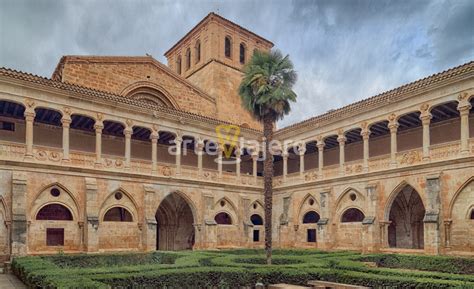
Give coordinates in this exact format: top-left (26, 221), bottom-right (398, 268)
top-left (12, 250), bottom-right (474, 289)
top-left (359, 254), bottom-right (474, 275)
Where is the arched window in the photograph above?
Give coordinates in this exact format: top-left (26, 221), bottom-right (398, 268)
top-left (250, 214), bottom-right (263, 225)
top-left (176, 56), bottom-right (182, 75)
top-left (303, 211), bottom-right (320, 224)
top-left (470, 209), bottom-right (474, 220)
top-left (195, 40), bottom-right (201, 63)
top-left (104, 207), bottom-right (133, 222)
top-left (239, 43), bottom-right (246, 64)
top-left (224, 36), bottom-right (232, 58)
top-left (215, 212), bottom-right (232, 225)
top-left (185, 48), bottom-right (191, 70)
top-left (341, 208), bottom-right (365, 223)
top-left (36, 204), bottom-right (73, 221)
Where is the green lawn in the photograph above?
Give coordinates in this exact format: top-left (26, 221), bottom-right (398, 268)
top-left (12, 249), bottom-right (474, 288)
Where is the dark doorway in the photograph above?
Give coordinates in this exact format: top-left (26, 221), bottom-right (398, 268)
top-left (155, 193), bottom-right (195, 250)
top-left (253, 229), bottom-right (260, 242)
top-left (307, 229), bottom-right (316, 242)
top-left (388, 185), bottom-right (425, 249)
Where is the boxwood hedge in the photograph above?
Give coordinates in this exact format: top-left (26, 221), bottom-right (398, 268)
top-left (11, 250), bottom-right (474, 288)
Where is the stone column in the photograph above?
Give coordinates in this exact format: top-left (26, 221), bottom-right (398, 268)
top-left (174, 134), bottom-right (182, 175)
top-left (196, 138), bottom-right (204, 177)
top-left (362, 183), bottom-right (378, 253)
top-left (337, 130), bottom-right (346, 176)
top-left (217, 144), bottom-right (223, 179)
top-left (251, 150), bottom-right (258, 183)
top-left (361, 125), bottom-right (370, 172)
top-left (388, 114), bottom-right (399, 168)
top-left (423, 175), bottom-right (441, 255)
top-left (124, 124), bottom-right (133, 169)
top-left (24, 110), bottom-right (35, 159)
top-left (143, 185), bottom-right (157, 252)
top-left (85, 178), bottom-right (99, 252)
top-left (150, 129), bottom-right (159, 174)
top-left (457, 96), bottom-right (471, 155)
top-left (94, 121), bottom-right (103, 167)
top-left (298, 143), bottom-right (306, 177)
top-left (317, 191), bottom-right (331, 250)
top-left (61, 114), bottom-right (71, 162)
top-left (317, 138), bottom-right (324, 178)
top-left (11, 173), bottom-right (27, 256)
top-left (420, 105), bottom-right (432, 161)
top-left (282, 151), bottom-right (288, 182)
top-left (235, 146), bottom-right (241, 180)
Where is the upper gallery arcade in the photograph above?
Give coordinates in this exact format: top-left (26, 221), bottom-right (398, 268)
top-left (0, 13), bottom-right (473, 258)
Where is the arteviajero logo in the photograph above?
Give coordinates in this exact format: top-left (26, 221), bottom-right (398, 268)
top-left (215, 124), bottom-right (241, 163)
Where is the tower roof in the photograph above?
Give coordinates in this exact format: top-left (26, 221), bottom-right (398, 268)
top-left (164, 12), bottom-right (274, 57)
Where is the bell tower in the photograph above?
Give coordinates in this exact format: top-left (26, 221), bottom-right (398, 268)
top-left (164, 13), bottom-right (273, 129)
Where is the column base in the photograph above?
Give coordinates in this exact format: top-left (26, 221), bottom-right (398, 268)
top-left (460, 149), bottom-right (469, 156)
top-left (23, 154), bottom-right (34, 161)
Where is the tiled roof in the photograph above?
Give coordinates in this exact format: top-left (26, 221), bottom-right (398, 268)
top-left (277, 61), bottom-right (474, 135)
top-left (0, 67), bottom-right (261, 133)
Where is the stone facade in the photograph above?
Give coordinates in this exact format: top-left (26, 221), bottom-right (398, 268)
top-left (0, 13), bottom-right (473, 259)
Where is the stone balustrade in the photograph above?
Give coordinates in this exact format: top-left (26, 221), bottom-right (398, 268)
top-left (0, 140), bottom-right (262, 187)
top-left (275, 139), bottom-right (472, 188)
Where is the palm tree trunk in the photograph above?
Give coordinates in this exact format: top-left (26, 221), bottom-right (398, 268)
top-left (263, 114), bottom-right (274, 265)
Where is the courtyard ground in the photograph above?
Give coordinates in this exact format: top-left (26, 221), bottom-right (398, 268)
top-left (11, 249), bottom-right (474, 288)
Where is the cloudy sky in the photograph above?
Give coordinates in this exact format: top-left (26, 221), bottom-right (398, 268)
top-left (0, 0), bottom-right (473, 127)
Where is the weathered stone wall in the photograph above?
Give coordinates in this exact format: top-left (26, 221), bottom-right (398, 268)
top-left (58, 59), bottom-right (217, 118)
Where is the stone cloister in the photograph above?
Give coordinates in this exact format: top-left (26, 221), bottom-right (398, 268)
top-left (0, 13), bottom-right (473, 260)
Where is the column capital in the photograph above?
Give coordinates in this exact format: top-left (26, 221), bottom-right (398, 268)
top-left (124, 127), bottom-right (133, 137)
top-left (61, 117), bottom-right (71, 128)
top-left (94, 122), bottom-right (104, 132)
top-left (251, 151), bottom-right (259, 161)
top-left (361, 128), bottom-right (371, 140)
top-left (281, 150), bottom-right (289, 159)
top-left (297, 143), bottom-right (306, 155)
top-left (316, 138), bottom-right (325, 149)
top-left (24, 110), bottom-right (35, 120)
top-left (337, 135), bottom-right (346, 145)
top-left (150, 130), bottom-right (159, 140)
top-left (457, 102), bottom-right (472, 115)
top-left (174, 135), bottom-right (183, 144)
top-left (420, 113), bottom-right (432, 125)
top-left (388, 121), bottom-right (399, 133)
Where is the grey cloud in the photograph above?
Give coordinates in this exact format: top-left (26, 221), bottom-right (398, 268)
top-left (0, 0), bottom-right (472, 128)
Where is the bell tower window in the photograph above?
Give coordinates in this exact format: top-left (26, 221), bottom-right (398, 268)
top-left (176, 56), bottom-right (182, 75)
top-left (195, 40), bottom-right (201, 63)
top-left (239, 43), bottom-right (246, 64)
top-left (185, 48), bottom-right (191, 70)
top-left (225, 36), bottom-right (232, 58)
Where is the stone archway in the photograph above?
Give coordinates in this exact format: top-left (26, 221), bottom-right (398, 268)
top-left (155, 193), bottom-right (195, 250)
top-left (387, 184), bottom-right (425, 249)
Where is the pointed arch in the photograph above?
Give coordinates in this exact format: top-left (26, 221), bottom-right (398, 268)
top-left (385, 181), bottom-right (425, 220)
top-left (31, 182), bottom-right (81, 221)
top-left (335, 187), bottom-right (365, 209)
top-left (99, 187), bottom-right (139, 222)
top-left (0, 196), bottom-right (9, 222)
top-left (448, 177), bottom-right (474, 218)
top-left (296, 193), bottom-right (320, 222)
top-left (156, 191), bottom-right (196, 250)
top-left (214, 196), bottom-right (238, 224)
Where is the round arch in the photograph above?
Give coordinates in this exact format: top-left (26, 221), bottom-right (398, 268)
top-left (120, 81), bottom-right (180, 109)
top-left (35, 203), bottom-right (74, 221)
top-left (302, 210), bottom-right (320, 224)
top-left (340, 207), bottom-right (365, 223)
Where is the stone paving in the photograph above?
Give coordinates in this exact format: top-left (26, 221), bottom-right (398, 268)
top-left (0, 274), bottom-right (26, 289)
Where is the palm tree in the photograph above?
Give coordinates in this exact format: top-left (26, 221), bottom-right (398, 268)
top-left (238, 50), bottom-right (297, 264)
